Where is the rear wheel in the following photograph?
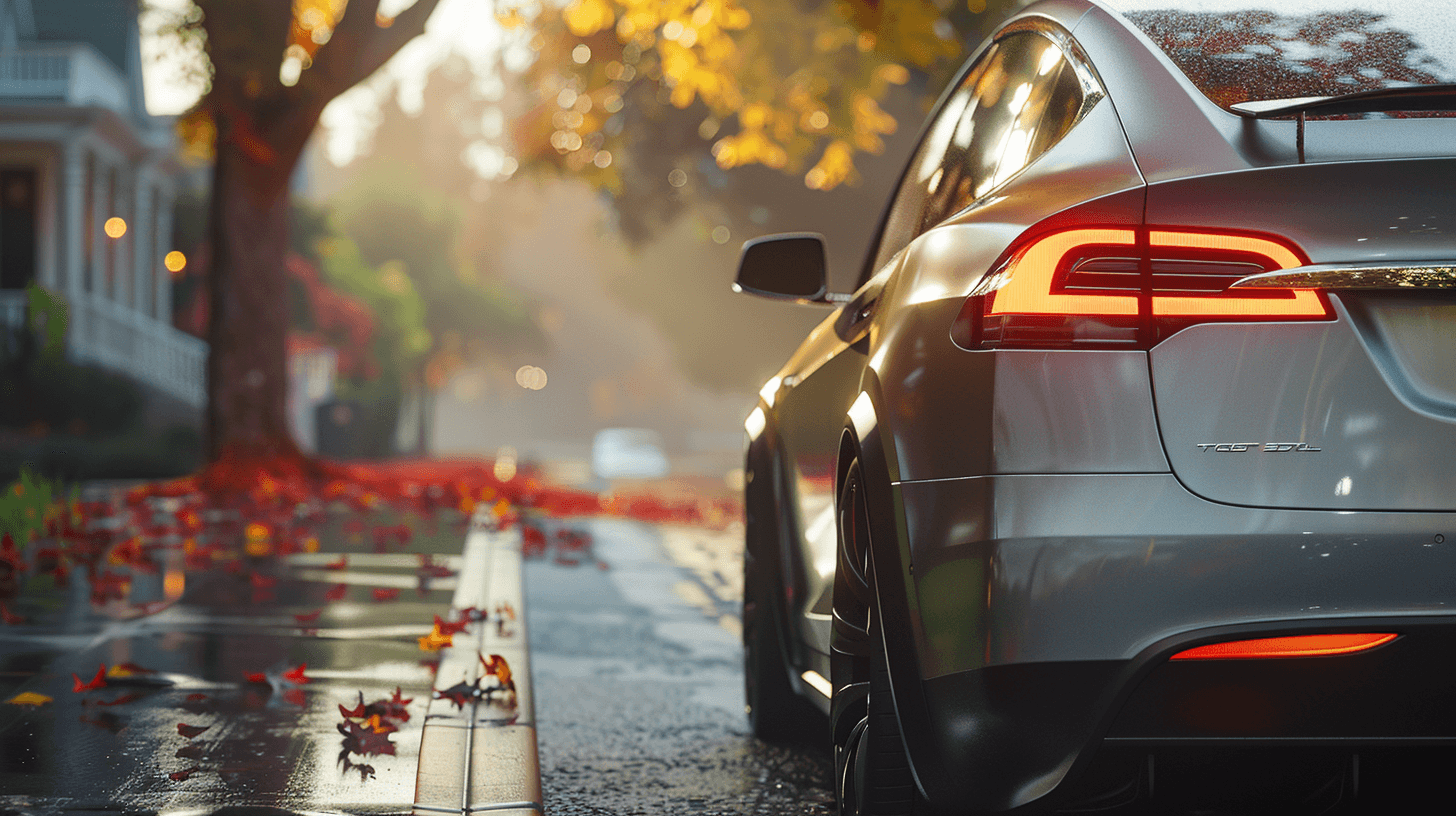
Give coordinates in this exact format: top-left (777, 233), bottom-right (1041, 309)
top-left (832, 458), bottom-right (920, 815)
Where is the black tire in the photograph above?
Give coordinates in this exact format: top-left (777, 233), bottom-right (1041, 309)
top-left (832, 458), bottom-right (922, 816)
top-left (744, 516), bottom-right (821, 742)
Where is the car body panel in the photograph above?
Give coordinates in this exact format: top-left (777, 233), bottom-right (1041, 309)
top-left (868, 102), bottom-right (1152, 486)
top-left (1153, 299), bottom-right (1456, 511)
top-left (1142, 158), bottom-right (1456, 510)
top-left (740, 0), bottom-right (1456, 812)
top-left (902, 473), bottom-right (1456, 675)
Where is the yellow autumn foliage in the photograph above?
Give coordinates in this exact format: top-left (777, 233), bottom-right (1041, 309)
top-left (523, 0), bottom-right (976, 190)
top-left (564, 0), bottom-right (616, 36)
top-left (805, 139), bottom-right (856, 189)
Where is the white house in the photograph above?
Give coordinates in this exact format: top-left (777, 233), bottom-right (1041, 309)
top-left (0, 0), bottom-right (204, 408)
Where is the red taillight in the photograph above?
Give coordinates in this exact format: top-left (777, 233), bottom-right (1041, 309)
top-left (1169, 633), bottom-right (1399, 661)
top-left (952, 225), bottom-right (1332, 350)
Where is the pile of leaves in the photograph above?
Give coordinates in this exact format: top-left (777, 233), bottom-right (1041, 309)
top-left (0, 452), bottom-right (740, 614)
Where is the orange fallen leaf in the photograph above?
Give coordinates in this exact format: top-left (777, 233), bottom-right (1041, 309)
top-left (6, 691), bottom-right (52, 706)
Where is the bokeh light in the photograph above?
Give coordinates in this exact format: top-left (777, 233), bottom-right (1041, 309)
top-left (104, 217), bottom-right (127, 238)
top-left (515, 365), bottom-right (548, 391)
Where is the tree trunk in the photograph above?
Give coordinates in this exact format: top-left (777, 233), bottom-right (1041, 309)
top-left (204, 123), bottom-right (297, 462)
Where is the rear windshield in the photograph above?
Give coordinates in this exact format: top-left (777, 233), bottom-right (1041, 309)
top-left (1102, 1), bottom-right (1456, 112)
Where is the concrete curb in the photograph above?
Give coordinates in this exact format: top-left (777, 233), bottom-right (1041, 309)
top-left (413, 514), bottom-right (541, 815)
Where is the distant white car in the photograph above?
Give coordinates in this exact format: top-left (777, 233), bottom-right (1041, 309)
top-left (591, 428), bottom-right (669, 480)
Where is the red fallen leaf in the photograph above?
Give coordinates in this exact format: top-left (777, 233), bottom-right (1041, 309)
top-left (177, 722), bottom-right (210, 738)
top-left (366, 686), bottom-right (413, 722)
top-left (185, 693), bottom-right (208, 701)
top-left (434, 614), bottom-right (469, 636)
top-left (325, 583), bottom-right (348, 601)
top-left (339, 699), bottom-right (367, 719)
top-left (0, 603), bottom-right (25, 625)
top-left (282, 688), bottom-right (306, 707)
top-left (282, 664), bottom-right (310, 684)
top-left (245, 672), bottom-right (268, 684)
top-left (84, 693), bottom-right (139, 707)
top-left (480, 654), bottom-right (514, 691)
top-left (337, 718), bottom-right (398, 757)
top-left (249, 573), bottom-right (278, 589)
top-left (371, 588), bottom-right (400, 602)
top-left (294, 609), bottom-right (322, 624)
top-left (169, 766), bottom-right (202, 781)
top-left (73, 665), bottom-right (107, 693)
top-left (324, 555), bottom-right (348, 570)
top-left (521, 525), bottom-right (547, 552)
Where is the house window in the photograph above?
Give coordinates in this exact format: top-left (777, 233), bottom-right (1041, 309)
top-left (0, 168), bottom-right (37, 290)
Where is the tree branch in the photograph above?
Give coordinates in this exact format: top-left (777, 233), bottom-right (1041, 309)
top-left (305, 0), bottom-right (445, 100)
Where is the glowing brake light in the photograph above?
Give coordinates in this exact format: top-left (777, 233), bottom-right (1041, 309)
top-left (1169, 633), bottom-right (1399, 661)
top-left (1147, 230), bottom-right (1327, 319)
top-left (986, 228), bottom-right (1139, 316)
top-left (953, 225), bottom-right (1333, 350)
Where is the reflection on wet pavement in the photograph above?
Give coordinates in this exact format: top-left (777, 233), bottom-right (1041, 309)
top-left (0, 502), bottom-right (470, 815)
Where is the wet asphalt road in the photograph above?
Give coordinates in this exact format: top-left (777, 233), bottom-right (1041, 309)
top-left (521, 520), bottom-right (1420, 816)
top-left (526, 518), bottom-right (835, 816)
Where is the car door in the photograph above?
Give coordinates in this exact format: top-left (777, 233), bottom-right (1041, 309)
top-left (772, 25), bottom-right (1101, 660)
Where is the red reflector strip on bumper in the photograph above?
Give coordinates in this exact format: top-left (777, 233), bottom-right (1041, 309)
top-left (1169, 633), bottom-right (1399, 660)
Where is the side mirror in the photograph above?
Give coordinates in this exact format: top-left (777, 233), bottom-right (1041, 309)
top-left (733, 233), bottom-right (828, 304)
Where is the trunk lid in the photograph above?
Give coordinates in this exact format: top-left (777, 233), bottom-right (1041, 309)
top-left (1147, 156), bottom-right (1456, 510)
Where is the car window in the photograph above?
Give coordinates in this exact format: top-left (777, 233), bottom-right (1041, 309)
top-left (1103, 1), bottom-right (1456, 112)
top-left (868, 29), bottom-right (1093, 276)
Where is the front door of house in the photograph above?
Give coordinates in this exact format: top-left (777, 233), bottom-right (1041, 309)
top-left (0, 168), bottom-right (37, 290)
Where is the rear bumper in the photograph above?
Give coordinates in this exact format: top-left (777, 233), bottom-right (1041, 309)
top-left (890, 473), bottom-right (1456, 812)
top-left (916, 620), bottom-right (1456, 814)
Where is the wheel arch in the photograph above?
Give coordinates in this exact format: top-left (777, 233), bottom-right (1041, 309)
top-left (837, 378), bottom-right (959, 808)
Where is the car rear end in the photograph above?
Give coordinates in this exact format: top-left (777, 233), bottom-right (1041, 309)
top-left (886, 3), bottom-right (1456, 812)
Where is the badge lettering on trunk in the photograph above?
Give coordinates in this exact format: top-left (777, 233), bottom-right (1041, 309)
top-left (1196, 443), bottom-right (1322, 453)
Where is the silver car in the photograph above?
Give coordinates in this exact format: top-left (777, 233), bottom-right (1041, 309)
top-left (736, 1), bottom-right (1456, 813)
